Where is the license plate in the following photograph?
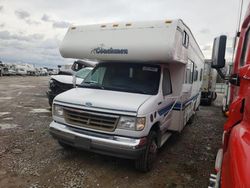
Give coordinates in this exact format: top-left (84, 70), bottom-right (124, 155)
top-left (74, 136), bottom-right (91, 149)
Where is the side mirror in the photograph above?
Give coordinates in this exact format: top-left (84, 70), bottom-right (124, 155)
top-left (211, 35), bottom-right (227, 69)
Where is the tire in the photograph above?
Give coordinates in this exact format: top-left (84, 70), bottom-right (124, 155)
top-left (135, 131), bottom-right (158, 172)
top-left (48, 96), bottom-right (53, 107)
top-left (212, 92), bottom-right (217, 101)
top-left (187, 114), bottom-right (195, 124)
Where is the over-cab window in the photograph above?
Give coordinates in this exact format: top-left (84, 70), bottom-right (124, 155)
top-left (162, 68), bottom-right (172, 95)
top-left (182, 31), bottom-right (189, 48)
top-left (240, 28), bottom-right (250, 66)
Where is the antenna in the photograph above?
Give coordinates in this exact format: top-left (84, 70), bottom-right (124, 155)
top-left (232, 0), bottom-right (244, 62)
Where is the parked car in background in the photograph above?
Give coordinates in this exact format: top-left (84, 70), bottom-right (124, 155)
top-left (0, 61), bottom-right (3, 76)
top-left (47, 68), bottom-right (58, 75)
top-left (15, 65), bottom-right (27, 75)
top-left (26, 64), bottom-right (36, 76)
top-left (7, 69), bottom-right (16, 76)
top-left (40, 68), bottom-right (48, 76)
top-left (57, 60), bottom-right (96, 75)
top-left (47, 66), bottom-right (93, 106)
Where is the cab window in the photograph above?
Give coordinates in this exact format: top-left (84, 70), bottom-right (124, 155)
top-left (240, 28), bottom-right (250, 66)
top-left (182, 31), bottom-right (189, 48)
top-left (162, 68), bottom-right (172, 95)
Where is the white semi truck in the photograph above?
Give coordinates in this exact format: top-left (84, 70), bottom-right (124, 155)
top-left (49, 19), bottom-right (204, 171)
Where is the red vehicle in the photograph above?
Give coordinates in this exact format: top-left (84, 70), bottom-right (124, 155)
top-left (209, 3), bottom-right (250, 188)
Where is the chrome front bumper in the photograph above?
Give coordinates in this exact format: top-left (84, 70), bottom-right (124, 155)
top-left (49, 121), bottom-right (146, 159)
top-left (208, 149), bottom-right (223, 188)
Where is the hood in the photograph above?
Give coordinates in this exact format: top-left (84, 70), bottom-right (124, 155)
top-left (55, 88), bottom-right (151, 113)
top-left (51, 75), bottom-right (83, 85)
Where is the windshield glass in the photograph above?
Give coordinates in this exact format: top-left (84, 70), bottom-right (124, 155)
top-left (81, 62), bottom-right (161, 95)
top-left (75, 68), bottom-right (92, 79)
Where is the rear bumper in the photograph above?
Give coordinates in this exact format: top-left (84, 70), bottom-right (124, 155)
top-left (49, 121), bottom-right (146, 159)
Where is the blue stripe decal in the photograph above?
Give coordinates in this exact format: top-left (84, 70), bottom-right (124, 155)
top-left (158, 93), bottom-right (200, 115)
top-left (173, 93), bottom-right (200, 111)
top-left (158, 102), bottom-right (175, 116)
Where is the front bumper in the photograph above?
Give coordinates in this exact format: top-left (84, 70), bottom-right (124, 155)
top-left (49, 121), bottom-right (146, 159)
top-left (208, 149), bottom-right (223, 188)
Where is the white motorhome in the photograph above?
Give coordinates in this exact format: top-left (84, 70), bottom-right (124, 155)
top-left (49, 19), bottom-right (204, 171)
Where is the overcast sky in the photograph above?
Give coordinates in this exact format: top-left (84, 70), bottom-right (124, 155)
top-left (0, 0), bottom-right (250, 68)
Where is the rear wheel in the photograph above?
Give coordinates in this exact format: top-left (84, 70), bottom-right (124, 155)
top-left (135, 131), bottom-right (158, 172)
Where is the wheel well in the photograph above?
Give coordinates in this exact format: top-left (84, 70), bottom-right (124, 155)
top-left (150, 122), bottom-right (160, 147)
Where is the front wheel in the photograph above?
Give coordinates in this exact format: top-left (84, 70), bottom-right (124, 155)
top-left (135, 131), bottom-right (158, 172)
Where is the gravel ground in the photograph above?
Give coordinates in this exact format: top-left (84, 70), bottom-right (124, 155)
top-left (0, 76), bottom-right (225, 188)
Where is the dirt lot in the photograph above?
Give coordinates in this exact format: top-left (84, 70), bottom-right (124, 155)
top-left (0, 76), bottom-right (225, 188)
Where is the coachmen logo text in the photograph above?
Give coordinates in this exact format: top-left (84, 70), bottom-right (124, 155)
top-left (91, 45), bottom-right (128, 55)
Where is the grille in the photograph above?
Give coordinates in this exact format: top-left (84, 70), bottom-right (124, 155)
top-left (63, 107), bottom-right (119, 132)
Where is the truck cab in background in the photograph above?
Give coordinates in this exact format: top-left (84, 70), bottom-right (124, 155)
top-left (209, 3), bottom-right (250, 187)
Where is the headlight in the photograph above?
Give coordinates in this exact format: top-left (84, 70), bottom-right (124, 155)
top-left (117, 116), bottom-right (146, 131)
top-left (53, 104), bottom-right (64, 118)
top-left (136, 117), bottom-right (146, 131)
top-left (49, 79), bottom-right (55, 89)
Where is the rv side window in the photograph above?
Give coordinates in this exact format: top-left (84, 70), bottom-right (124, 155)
top-left (185, 61), bottom-right (194, 84)
top-left (182, 31), bottom-right (189, 48)
top-left (240, 28), bottom-right (250, 66)
top-left (194, 70), bottom-right (198, 81)
top-left (162, 68), bottom-right (172, 95)
top-left (200, 69), bottom-right (203, 81)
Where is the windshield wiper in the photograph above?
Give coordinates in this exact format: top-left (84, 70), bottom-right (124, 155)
top-left (80, 81), bottom-right (105, 89)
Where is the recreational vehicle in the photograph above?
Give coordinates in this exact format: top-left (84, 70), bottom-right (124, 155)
top-left (49, 19), bottom-right (204, 171)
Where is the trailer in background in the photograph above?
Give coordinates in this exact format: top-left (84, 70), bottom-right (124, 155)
top-left (200, 59), bottom-right (217, 105)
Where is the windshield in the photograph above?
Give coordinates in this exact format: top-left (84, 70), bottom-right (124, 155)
top-left (75, 68), bottom-right (92, 79)
top-left (81, 62), bottom-right (161, 95)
